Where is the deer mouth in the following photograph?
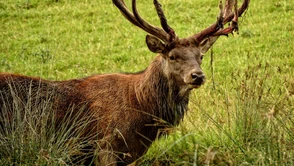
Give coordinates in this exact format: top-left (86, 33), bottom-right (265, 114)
top-left (188, 82), bottom-right (204, 89)
top-left (194, 78), bottom-right (205, 86)
top-left (187, 78), bottom-right (205, 89)
top-left (184, 75), bottom-right (205, 89)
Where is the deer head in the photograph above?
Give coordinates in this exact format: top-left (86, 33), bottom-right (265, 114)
top-left (113, 0), bottom-right (249, 90)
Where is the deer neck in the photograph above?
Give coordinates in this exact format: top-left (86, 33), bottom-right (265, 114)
top-left (135, 55), bottom-right (190, 126)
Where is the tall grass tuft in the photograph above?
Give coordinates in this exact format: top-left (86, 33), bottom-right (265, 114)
top-left (0, 83), bottom-right (99, 165)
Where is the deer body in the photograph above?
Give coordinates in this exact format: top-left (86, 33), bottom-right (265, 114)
top-left (0, 55), bottom-right (191, 165)
top-left (0, 0), bottom-right (249, 165)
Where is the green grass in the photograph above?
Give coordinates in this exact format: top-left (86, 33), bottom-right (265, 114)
top-left (1, 0), bottom-right (293, 165)
top-left (0, 82), bottom-right (98, 165)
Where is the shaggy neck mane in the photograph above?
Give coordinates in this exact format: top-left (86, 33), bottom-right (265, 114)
top-left (135, 56), bottom-right (190, 126)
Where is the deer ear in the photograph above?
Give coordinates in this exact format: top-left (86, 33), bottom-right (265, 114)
top-left (146, 35), bottom-right (165, 53)
top-left (199, 36), bottom-right (220, 54)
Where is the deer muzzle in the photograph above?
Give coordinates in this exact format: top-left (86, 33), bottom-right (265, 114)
top-left (191, 72), bottom-right (205, 86)
top-left (184, 70), bottom-right (205, 89)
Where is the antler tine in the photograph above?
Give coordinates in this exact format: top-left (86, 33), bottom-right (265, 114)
top-left (112, 0), bottom-right (142, 28)
top-left (223, 0), bottom-right (234, 18)
top-left (113, 0), bottom-right (173, 43)
top-left (212, 0), bottom-right (239, 36)
top-left (132, 0), bottom-right (171, 43)
top-left (223, 0), bottom-right (248, 24)
top-left (193, 0), bottom-right (250, 43)
top-left (153, 0), bottom-right (176, 41)
top-left (193, 0), bottom-right (224, 43)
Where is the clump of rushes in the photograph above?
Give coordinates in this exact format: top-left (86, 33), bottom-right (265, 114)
top-left (0, 84), bottom-right (99, 165)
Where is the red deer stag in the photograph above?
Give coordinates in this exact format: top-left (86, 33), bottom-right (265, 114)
top-left (0, 0), bottom-right (249, 165)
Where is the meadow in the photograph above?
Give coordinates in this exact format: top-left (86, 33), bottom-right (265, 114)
top-left (0, 0), bottom-right (293, 165)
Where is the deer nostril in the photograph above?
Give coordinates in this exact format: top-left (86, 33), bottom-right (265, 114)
top-left (191, 73), bottom-right (198, 79)
top-left (191, 73), bottom-right (205, 79)
top-left (191, 73), bottom-right (205, 85)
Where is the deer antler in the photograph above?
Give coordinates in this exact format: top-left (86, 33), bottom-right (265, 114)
top-left (112, 0), bottom-right (176, 43)
top-left (153, 0), bottom-right (176, 41)
top-left (192, 0), bottom-right (250, 44)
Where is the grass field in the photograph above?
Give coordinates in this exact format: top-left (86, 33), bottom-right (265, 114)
top-left (0, 0), bottom-right (293, 165)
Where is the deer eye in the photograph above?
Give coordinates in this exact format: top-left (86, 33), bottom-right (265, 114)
top-left (169, 55), bottom-right (175, 61)
top-left (200, 55), bottom-right (203, 60)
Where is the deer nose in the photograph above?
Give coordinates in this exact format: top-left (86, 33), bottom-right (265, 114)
top-left (191, 72), bottom-right (205, 85)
